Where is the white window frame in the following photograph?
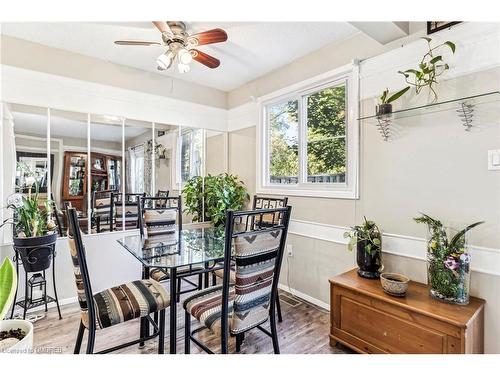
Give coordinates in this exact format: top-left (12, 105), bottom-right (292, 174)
top-left (257, 62), bottom-right (359, 199)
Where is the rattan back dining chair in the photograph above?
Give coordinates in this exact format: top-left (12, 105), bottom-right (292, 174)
top-left (66, 208), bottom-right (169, 354)
top-left (183, 205), bottom-right (292, 354)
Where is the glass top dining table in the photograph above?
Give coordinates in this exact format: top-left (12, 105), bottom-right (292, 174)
top-left (116, 226), bottom-right (227, 354)
top-left (117, 227), bottom-right (227, 269)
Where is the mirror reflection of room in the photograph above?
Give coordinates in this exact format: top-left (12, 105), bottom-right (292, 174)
top-left (90, 114), bottom-right (123, 234)
top-left (1, 102), bottom-right (226, 241)
top-left (50, 109), bottom-right (90, 235)
top-left (5, 104), bottom-right (50, 243)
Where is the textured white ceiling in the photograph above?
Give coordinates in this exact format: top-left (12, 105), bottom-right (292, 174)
top-left (2, 22), bottom-right (358, 91)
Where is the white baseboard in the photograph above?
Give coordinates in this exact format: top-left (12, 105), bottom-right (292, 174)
top-left (278, 283), bottom-right (330, 311)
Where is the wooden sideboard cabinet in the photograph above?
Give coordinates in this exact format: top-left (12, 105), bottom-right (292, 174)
top-left (329, 269), bottom-right (485, 354)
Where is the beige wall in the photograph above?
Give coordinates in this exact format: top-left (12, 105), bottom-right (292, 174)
top-left (228, 126), bottom-right (256, 204)
top-left (206, 133), bottom-right (226, 176)
top-left (227, 28), bottom-right (500, 353)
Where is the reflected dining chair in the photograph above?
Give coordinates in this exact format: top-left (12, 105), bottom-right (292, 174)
top-left (212, 195), bottom-right (289, 322)
top-left (92, 190), bottom-right (116, 233)
top-left (66, 208), bottom-right (169, 354)
top-left (141, 196), bottom-right (204, 301)
top-left (112, 193), bottom-right (144, 231)
top-left (184, 205), bottom-right (292, 354)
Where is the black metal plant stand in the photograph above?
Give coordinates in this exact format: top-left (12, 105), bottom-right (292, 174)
top-left (10, 245), bottom-right (62, 320)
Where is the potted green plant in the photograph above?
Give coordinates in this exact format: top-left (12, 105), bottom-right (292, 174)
top-left (344, 217), bottom-right (383, 279)
top-left (414, 213), bottom-right (483, 305)
top-left (398, 37), bottom-right (456, 103)
top-left (4, 165), bottom-right (58, 274)
top-left (0, 257), bottom-right (34, 353)
top-left (183, 173), bottom-right (249, 227)
top-left (376, 86), bottom-right (410, 116)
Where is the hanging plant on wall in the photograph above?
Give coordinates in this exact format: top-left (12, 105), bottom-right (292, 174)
top-left (398, 37), bottom-right (456, 103)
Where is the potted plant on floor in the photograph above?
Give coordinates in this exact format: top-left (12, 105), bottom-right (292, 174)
top-left (344, 217), bottom-right (383, 279)
top-left (0, 257), bottom-right (34, 353)
top-left (414, 213), bottom-right (483, 305)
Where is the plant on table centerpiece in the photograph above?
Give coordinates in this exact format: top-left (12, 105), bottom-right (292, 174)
top-left (414, 213), bottom-right (484, 305)
top-left (182, 173), bottom-right (249, 227)
top-left (0, 257), bottom-right (34, 353)
top-left (344, 217), bottom-right (383, 279)
top-left (398, 37), bottom-right (456, 103)
top-left (376, 86), bottom-right (410, 116)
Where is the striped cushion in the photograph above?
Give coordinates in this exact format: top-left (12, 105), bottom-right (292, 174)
top-left (115, 203), bottom-right (139, 229)
top-left (183, 285), bottom-right (235, 334)
top-left (213, 262), bottom-right (236, 283)
top-left (144, 209), bottom-right (178, 246)
top-left (94, 197), bottom-right (111, 218)
top-left (184, 230), bottom-right (282, 334)
top-left (90, 279), bottom-right (169, 329)
top-left (231, 229), bottom-right (282, 333)
top-left (68, 234), bottom-right (169, 329)
top-left (150, 264), bottom-right (205, 282)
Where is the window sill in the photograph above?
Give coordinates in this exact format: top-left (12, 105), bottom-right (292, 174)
top-left (256, 187), bottom-right (358, 200)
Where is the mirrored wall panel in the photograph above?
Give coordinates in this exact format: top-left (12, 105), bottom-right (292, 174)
top-left (51, 109), bottom-right (89, 235)
top-left (90, 114), bottom-right (123, 234)
top-left (1, 101), bottom-right (228, 244)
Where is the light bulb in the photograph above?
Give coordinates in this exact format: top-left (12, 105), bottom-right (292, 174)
top-left (178, 48), bottom-right (193, 65)
top-left (156, 51), bottom-right (173, 70)
top-left (178, 63), bottom-right (190, 74)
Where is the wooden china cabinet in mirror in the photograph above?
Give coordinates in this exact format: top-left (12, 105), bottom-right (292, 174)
top-left (62, 151), bottom-right (122, 210)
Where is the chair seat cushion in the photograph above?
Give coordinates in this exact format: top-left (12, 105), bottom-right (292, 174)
top-left (183, 285), bottom-right (235, 334)
top-left (213, 262), bottom-right (236, 283)
top-left (84, 279), bottom-right (169, 329)
top-left (150, 264), bottom-right (205, 282)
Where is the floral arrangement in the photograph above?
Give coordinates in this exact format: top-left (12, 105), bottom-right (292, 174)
top-left (414, 213), bottom-right (483, 304)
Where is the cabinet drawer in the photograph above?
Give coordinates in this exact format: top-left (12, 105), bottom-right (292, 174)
top-left (340, 296), bottom-right (445, 353)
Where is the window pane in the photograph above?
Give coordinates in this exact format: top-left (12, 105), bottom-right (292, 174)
top-left (306, 84), bottom-right (346, 183)
top-left (268, 100), bottom-right (299, 184)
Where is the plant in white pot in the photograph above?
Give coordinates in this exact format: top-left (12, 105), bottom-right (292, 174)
top-left (0, 257), bottom-right (34, 353)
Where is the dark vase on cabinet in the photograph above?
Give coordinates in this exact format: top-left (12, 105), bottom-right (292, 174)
top-left (356, 239), bottom-right (382, 279)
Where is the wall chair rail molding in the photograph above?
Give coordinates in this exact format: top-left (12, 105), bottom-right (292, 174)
top-left (1, 65), bottom-right (228, 132)
top-left (288, 219), bottom-right (500, 277)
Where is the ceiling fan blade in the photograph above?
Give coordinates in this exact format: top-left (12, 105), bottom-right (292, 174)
top-left (190, 49), bottom-right (220, 69)
top-left (188, 28), bottom-right (228, 46)
top-left (152, 21), bottom-right (173, 35)
top-left (114, 40), bottom-right (161, 46)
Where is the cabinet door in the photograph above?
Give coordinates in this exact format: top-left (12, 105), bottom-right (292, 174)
top-left (63, 153), bottom-right (87, 199)
top-left (339, 296), bottom-right (446, 353)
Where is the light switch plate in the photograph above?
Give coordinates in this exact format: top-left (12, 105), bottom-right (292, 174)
top-left (488, 149), bottom-right (500, 170)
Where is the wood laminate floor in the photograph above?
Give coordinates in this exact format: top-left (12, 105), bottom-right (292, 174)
top-left (31, 290), bottom-right (352, 354)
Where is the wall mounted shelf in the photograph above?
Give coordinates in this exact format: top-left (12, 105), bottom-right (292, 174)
top-left (358, 91), bottom-right (500, 141)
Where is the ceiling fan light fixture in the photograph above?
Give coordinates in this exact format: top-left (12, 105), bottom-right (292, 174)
top-left (178, 48), bottom-right (193, 65)
top-left (177, 63), bottom-right (190, 74)
top-left (157, 51), bottom-right (173, 70)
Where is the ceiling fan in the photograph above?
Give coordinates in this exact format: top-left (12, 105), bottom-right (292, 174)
top-left (114, 21), bottom-right (228, 74)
